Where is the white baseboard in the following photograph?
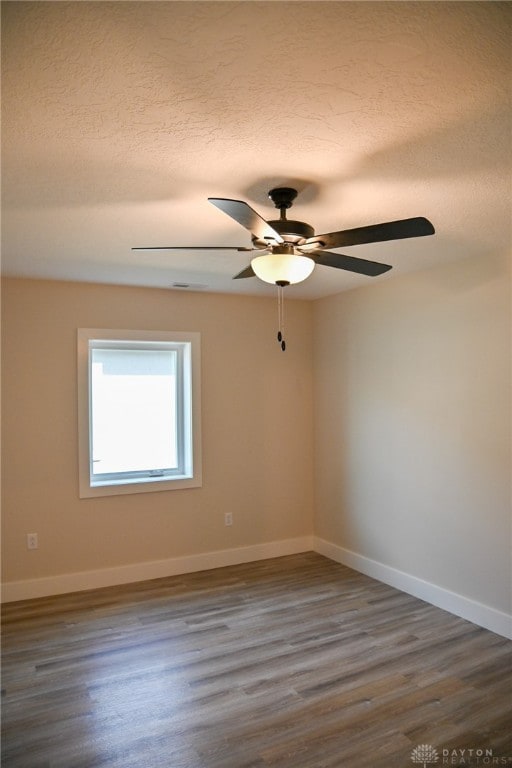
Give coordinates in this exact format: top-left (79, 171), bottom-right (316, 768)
top-left (3, 535), bottom-right (510, 641)
top-left (314, 537), bottom-right (512, 641)
top-left (1, 536), bottom-right (314, 603)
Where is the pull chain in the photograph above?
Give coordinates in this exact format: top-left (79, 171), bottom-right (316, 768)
top-left (277, 284), bottom-right (286, 351)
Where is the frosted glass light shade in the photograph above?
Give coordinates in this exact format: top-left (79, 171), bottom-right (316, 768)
top-left (251, 253), bottom-right (315, 285)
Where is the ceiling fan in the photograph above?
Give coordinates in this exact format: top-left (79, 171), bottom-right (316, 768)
top-left (132, 186), bottom-right (435, 286)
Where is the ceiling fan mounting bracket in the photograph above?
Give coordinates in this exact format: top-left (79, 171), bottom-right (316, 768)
top-left (268, 187), bottom-right (298, 210)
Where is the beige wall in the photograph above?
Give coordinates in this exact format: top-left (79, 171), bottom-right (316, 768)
top-left (2, 257), bottom-right (510, 622)
top-left (313, 253), bottom-right (511, 614)
top-left (1, 278), bottom-right (314, 583)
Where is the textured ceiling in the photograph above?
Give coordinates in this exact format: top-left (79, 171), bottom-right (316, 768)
top-left (2, 1), bottom-right (511, 299)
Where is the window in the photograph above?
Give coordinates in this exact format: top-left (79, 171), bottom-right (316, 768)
top-left (78, 329), bottom-right (201, 498)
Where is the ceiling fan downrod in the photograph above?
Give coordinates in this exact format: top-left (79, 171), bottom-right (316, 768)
top-left (266, 188), bottom-right (315, 243)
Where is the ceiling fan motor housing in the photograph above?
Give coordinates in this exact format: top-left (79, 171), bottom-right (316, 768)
top-left (258, 187), bottom-right (315, 245)
top-left (272, 218), bottom-right (314, 241)
top-left (251, 218), bottom-right (315, 247)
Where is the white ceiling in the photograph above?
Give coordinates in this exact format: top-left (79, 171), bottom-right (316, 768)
top-left (2, 1), bottom-right (510, 300)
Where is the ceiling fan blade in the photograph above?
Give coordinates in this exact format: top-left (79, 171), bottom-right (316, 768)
top-left (132, 246), bottom-right (254, 251)
top-left (309, 249), bottom-right (392, 276)
top-left (307, 216), bottom-right (435, 250)
top-left (233, 264), bottom-right (255, 279)
top-left (209, 198), bottom-right (284, 244)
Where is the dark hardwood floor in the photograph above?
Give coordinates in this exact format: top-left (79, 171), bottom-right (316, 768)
top-left (2, 552), bottom-right (511, 768)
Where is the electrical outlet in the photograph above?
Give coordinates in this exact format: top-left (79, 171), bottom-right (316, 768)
top-left (27, 533), bottom-right (38, 550)
top-left (224, 513), bottom-right (233, 527)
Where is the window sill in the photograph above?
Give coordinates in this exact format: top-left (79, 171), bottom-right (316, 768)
top-left (80, 473), bottom-right (202, 499)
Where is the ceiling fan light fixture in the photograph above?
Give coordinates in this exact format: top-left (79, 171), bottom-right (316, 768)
top-left (251, 249), bottom-right (315, 286)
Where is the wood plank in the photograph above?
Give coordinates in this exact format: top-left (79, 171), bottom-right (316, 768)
top-left (2, 553), bottom-right (512, 767)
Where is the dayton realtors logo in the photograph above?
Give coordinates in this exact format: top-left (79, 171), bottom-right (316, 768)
top-left (411, 745), bottom-right (512, 766)
top-left (411, 745), bottom-right (439, 766)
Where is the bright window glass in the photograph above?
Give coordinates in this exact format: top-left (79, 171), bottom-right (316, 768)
top-left (91, 348), bottom-right (179, 476)
top-left (78, 330), bottom-right (201, 497)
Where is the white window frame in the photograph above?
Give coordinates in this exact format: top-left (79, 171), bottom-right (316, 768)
top-left (77, 329), bottom-right (202, 498)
